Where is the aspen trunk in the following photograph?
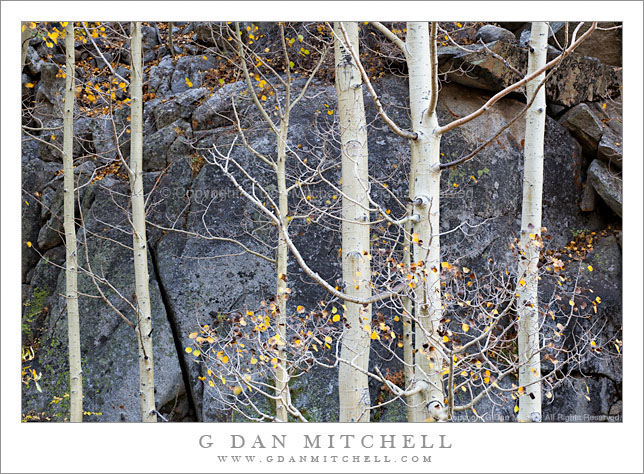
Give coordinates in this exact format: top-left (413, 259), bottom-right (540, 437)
top-left (407, 22), bottom-right (444, 422)
top-left (168, 22), bottom-right (176, 63)
top-left (402, 209), bottom-right (415, 421)
top-left (334, 22), bottom-right (372, 422)
top-left (21, 23), bottom-right (34, 68)
top-left (275, 119), bottom-right (291, 422)
top-left (63, 21), bottom-right (83, 422)
top-left (130, 21), bottom-right (157, 423)
top-left (517, 21), bottom-right (548, 423)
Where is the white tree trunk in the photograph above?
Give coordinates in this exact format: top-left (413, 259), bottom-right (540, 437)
top-left (63, 21), bottom-right (83, 422)
top-left (21, 23), bottom-right (34, 68)
top-left (407, 22), bottom-right (445, 422)
top-left (275, 119), bottom-right (291, 422)
top-left (402, 209), bottom-right (415, 421)
top-left (130, 21), bottom-right (157, 423)
top-left (334, 22), bottom-right (372, 422)
top-left (517, 21), bottom-right (548, 423)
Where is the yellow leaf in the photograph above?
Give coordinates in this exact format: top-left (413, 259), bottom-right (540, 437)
top-left (233, 386), bottom-right (243, 395)
top-left (26, 241), bottom-right (32, 248)
top-left (261, 95), bottom-right (267, 101)
top-left (590, 340), bottom-right (597, 347)
top-left (443, 335), bottom-right (449, 343)
top-left (514, 405), bottom-right (519, 413)
top-left (250, 357), bottom-right (258, 365)
top-left (441, 261), bottom-right (452, 269)
top-left (587, 265), bottom-right (593, 272)
top-left (462, 323), bottom-right (470, 332)
top-left (332, 314), bottom-right (340, 322)
top-left (324, 336), bottom-right (332, 343)
top-left (189, 332), bottom-right (198, 339)
top-left (221, 356), bottom-right (229, 364)
top-left (370, 331), bottom-right (379, 340)
top-left (25, 83), bottom-right (34, 88)
top-left (185, 347), bottom-right (192, 353)
top-left (412, 233), bottom-right (419, 243)
top-left (185, 77), bottom-right (193, 87)
top-left (208, 380), bottom-right (215, 387)
top-left (193, 350), bottom-right (201, 357)
top-left (519, 279), bottom-right (526, 286)
top-left (296, 305), bottom-right (305, 313)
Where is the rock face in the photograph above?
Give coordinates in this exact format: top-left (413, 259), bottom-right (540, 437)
top-left (21, 22), bottom-right (622, 422)
top-left (22, 178), bottom-right (185, 422)
top-left (587, 160), bottom-right (622, 217)
top-left (475, 25), bottom-right (517, 44)
top-left (438, 40), bottom-right (622, 107)
top-left (559, 98), bottom-right (622, 215)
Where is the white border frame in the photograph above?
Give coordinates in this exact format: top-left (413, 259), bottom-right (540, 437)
top-left (2, 2), bottom-right (642, 473)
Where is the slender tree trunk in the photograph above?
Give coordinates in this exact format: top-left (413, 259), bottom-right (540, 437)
top-left (407, 22), bottom-right (445, 422)
top-left (168, 22), bottom-right (176, 64)
top-left (334, 22), bottom-right (372, 422)
top-left (517, 21), bottom-right (548, 423)
top-left (402, 208), bottom-right (415, 421)
top-left (63, 21), bottom-right (83, 423)
top-left (275, 119), bottom-right (291, 422)
top-left (21, 23), bottom-right (34, 69)
top-left (130, 21), bottom-right (157, 423)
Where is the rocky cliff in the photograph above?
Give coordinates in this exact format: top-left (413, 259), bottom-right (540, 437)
top-left (21, 22), bottom-right (622, 422)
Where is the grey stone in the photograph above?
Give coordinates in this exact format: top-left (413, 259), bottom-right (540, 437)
top-left (597, 127), bottom-right (623, 169)
top-left (475, 25), bottom-right (517, 44)
top-left (91, 117), bottom-right (118, 160)
top-left (24, 46), bottom-right (44, 76)
top-left (587, 159), bottom-right (622, 217)
top-left (143, 119), bottom-right (192, 171)
top-left (148, 56), bottom-right (175, 97)
top-left (580, 181), bottom-right (597, 212)
top-left (440, 40), bottom-right (622, 107)
top-left (559, 103), bottom-right (604, 154)
top-left (152, 87), bottom-right (207, 129)
top-left (589, 100), bottom-right (622, 135)
top-left (170, 55), bottom-right (218, 94)
top-left (191, 82), bottom-right (246, 130)
top-left (552, 22), bottom-right (622, 67)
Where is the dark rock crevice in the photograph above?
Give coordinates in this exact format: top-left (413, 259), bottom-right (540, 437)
top-left (149, 244), bottom-right (198, 421)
